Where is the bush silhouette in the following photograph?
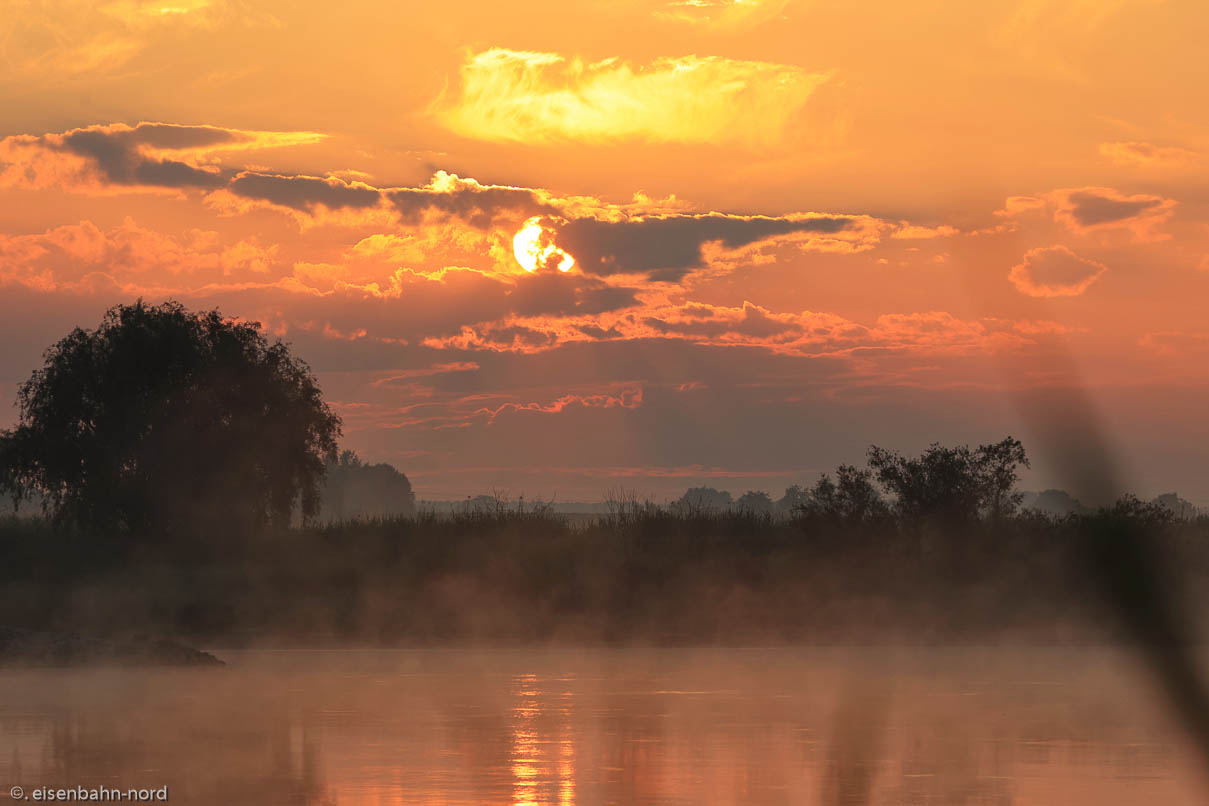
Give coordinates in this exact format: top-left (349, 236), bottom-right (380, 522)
top-left (0, 300), bottom-right (341, 535)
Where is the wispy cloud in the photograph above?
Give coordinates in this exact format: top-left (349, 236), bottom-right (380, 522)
top-left (1099, 141), bottom-right (1199, 168)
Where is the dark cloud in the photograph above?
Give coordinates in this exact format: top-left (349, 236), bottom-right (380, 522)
top-left (506, 272), bottom-right (640, 317)
top-left (226, 170), bottom-right (554, 224)
top-left (1064, 190), bottom-right (1165, 227)
top-left (643, 302), bottom-right (800, 340)
top-left (386, 185), bottom-right (553, 228)
top-left (552, 214), bottom-right (855, 279)
top-left (58, 126), bottom-right (226, 189)
top-left (228, 172), bottom-right (383, 211)
top-left (120, 123), bottom-right (245, 150)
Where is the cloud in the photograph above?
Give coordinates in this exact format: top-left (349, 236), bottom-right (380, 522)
top-left (1008, 245), bottom-right (1107, 297)
top-left (385, 172), bottom-right (554, 228)
top-left (890, 223), bottom-right (960, 240)
top-left (329, 381), bottom-right (646, 433)
top-left (434, 48), bottom-right (830, 146)
top-left (213, 170), bottom-right (565, 233)
top-left (162, 264), bottom-right (648, 355)
top-left (994, 195), bottom-right (1048, 217)
top-left (372, 362), bottom-right (481, 388)
top-left (995, 186), bottom-right (1177, 241)
top-left (551, 212), bottom-right (873, 280)
top-left (227, 172), bottom-right (382, 210)
top-left (421, 295), bottom-right (1058, 361)
top-left (5, 123), bottom-right (898, 281)
top-left (0, 122), bottom-right (323, 193)
top-left (1052, 187), bottom-right (1175, 235)
top-left (1099, 141), bottom-right (1198, 168)
top-left (0, 218), bottom-right (279, 292)
top-left (474, 385), bottom-right (644, 422)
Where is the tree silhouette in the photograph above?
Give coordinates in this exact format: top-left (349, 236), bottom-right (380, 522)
top-left (0, 300), bottom-right (341, 535)
top-left (1024, 488), bottom-right (1086, 517)
top-left (797, 464), bottom-right (888, 524)
top-left (319, 451), bottom-right (416, 522)
top-left (867, 437), bottom-right (1029, 526)
top-left (735, 490), bottom-right (774, 515)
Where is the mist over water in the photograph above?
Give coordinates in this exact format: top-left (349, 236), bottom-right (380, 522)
top-left (0, 647), bottom-right (1202, 806)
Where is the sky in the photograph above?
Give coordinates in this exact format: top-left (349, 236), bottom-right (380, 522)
top-left (1, 0), bottom-right (1208, 501)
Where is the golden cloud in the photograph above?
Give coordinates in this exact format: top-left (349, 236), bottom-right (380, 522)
top-left (434, 48), bottom-right (830, 146)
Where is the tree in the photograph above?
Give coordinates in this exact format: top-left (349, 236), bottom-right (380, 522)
top-left (867, 437), bottom-right (1029, 526)
top-left (0, 300), bottom-right (341, 535)
top-left (320, 451), bottom-right (416, 522)
top-left (1023, 489), bottom-right (1085, 517)
top-left (775, 484), bottom-right (809, 516)
top-left (976, 437), bottom-right (1030, 522)
top-left (795, 465), bottom-right (887, 523)
top-left (735, 490), bottom-right (774, 515)
top-left (1151, 492), bottom-right (1196, 520)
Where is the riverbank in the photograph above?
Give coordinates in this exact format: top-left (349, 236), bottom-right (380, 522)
top-left (0, 626), bottom-right (223, 666)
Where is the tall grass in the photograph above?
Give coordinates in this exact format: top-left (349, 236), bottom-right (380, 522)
top-left (1, 500), bottom-right (1206, 646)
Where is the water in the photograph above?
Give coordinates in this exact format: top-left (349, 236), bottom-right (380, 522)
top-left (0, 647), bottom-right (1203, 805)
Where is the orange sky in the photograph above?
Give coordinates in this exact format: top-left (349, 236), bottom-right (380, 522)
top-left (2, 0), bottom-right (1208, 500)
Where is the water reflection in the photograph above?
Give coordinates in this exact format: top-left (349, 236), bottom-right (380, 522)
top-left (509, 673), bottom-right (576, 806)
top-left (0, 649), bottom-right (1200, 805)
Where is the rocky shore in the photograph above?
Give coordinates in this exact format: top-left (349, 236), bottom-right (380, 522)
top-left (0, 626), bottom-right (223, 666)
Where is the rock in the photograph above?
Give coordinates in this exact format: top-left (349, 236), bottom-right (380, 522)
top-left (0, 626), bottom-right (224, 667)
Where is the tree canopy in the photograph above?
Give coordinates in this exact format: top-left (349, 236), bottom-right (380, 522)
top-left (0, 300), bottom-right (341, 535)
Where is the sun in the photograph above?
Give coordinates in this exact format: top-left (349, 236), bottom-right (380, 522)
top-left (512, 217), bottom-right (574, 273)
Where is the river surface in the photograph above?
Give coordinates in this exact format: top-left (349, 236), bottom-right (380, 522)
top-left (0, 647), bottom-right (1205, 805)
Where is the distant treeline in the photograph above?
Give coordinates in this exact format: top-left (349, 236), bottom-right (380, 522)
top-left (428, 437), bottom-right (1201, 522)
top-left (318, 451), bottom-right (415, 522)
top-left (2, 438), bottom-right (1207, 647)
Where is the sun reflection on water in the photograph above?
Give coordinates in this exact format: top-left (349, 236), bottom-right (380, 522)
top-left (510, 672), bottom-right (576, 806)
